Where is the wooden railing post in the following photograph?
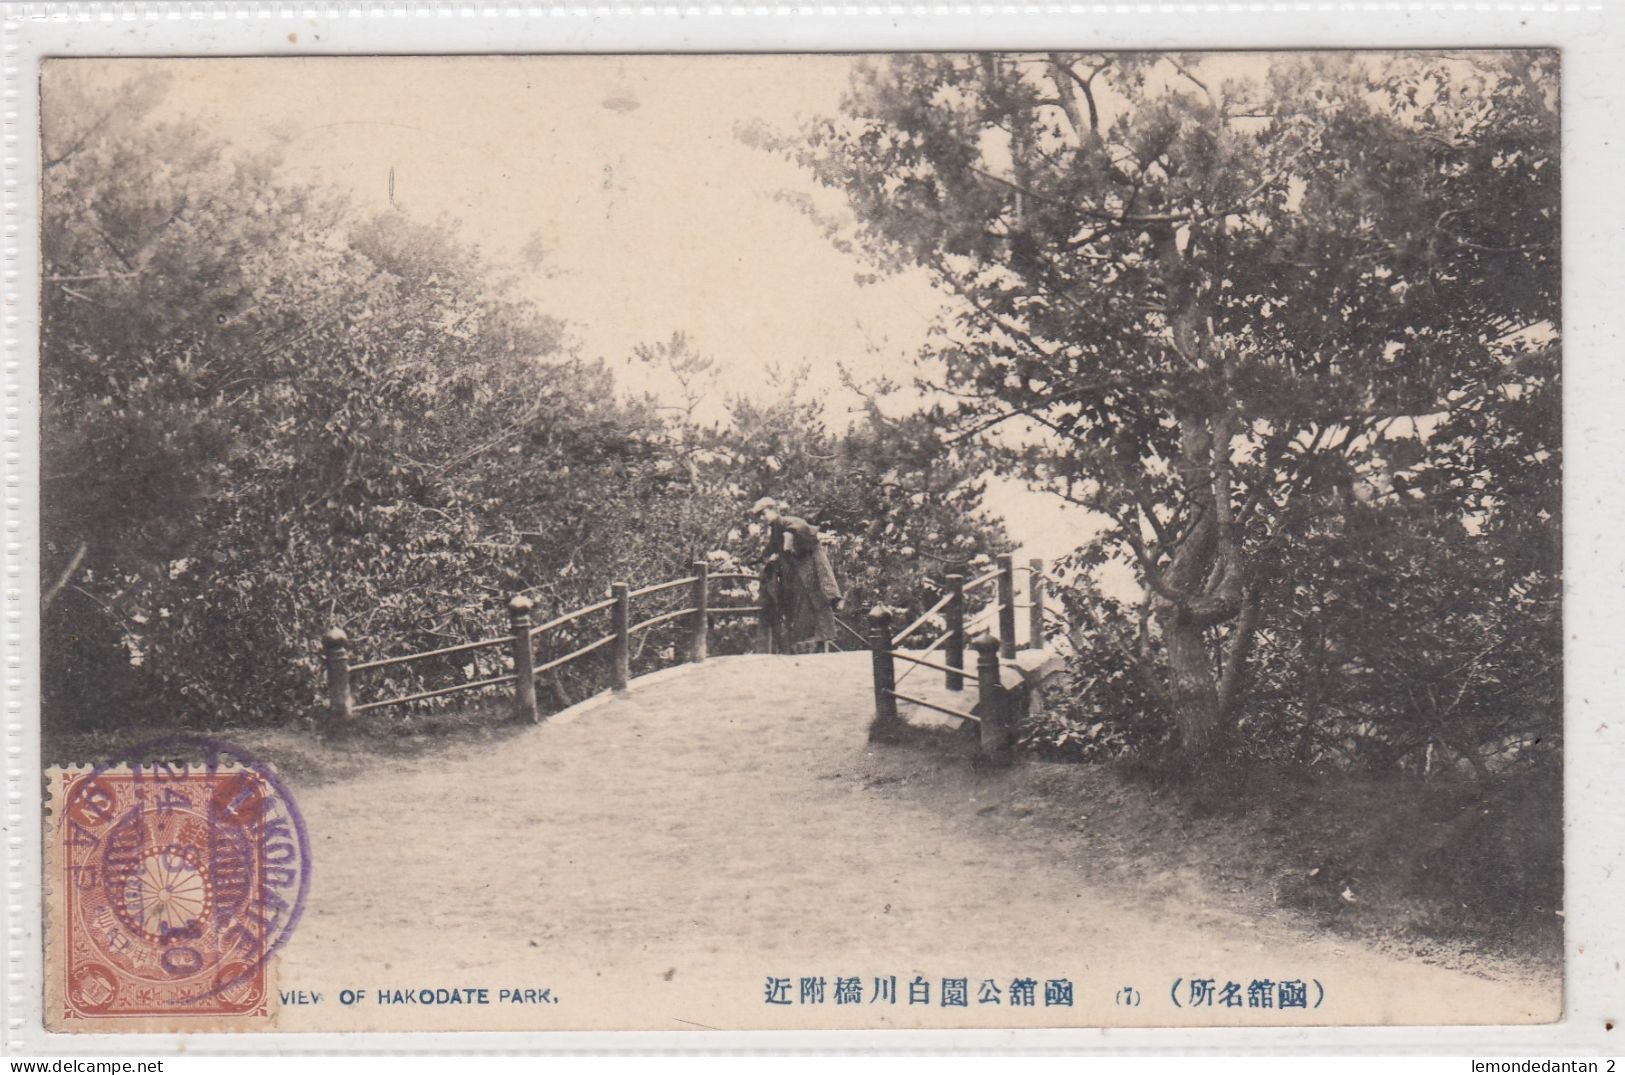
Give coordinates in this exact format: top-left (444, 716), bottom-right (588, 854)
top-left (867, 606), bottom-right (902, 741)
top-left (754, 575), bottom-right (773, 654)
top-left (322, 628), bottom-right (353, 733)
top-left (974, 631), bottom-right (1013, 767)
top-left (945, 570), bottom-right (965, 692)
top-left (997, 553), bottom-right (1018, 660)
top-left (508, 596), bottom-right (538, 723)
top-left (1027, 557), bottom-right (1045, 652)
top-left (690, 560), bottom-right (710, 663)
top-left (611, 582), bottom-right (631, 690)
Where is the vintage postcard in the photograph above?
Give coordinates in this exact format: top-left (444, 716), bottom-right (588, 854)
top-left (6, 5), bottom-right (1623, 1055)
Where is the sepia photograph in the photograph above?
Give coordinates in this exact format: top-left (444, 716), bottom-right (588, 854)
top-left (33, 48), bottom-right (1563, 1033)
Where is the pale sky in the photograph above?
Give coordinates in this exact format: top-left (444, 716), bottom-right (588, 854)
top-left (114, 55), bottom-right (948, 409)
top-left (52, 55), bottom-right (1111, 568)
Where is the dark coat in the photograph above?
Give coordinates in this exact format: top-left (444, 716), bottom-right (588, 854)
top-left (761, 515), bottom-right (842, 650)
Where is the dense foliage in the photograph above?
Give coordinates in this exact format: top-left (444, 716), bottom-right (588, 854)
top-left (41, 71), bottom-right (1005, 734)
top-left (783, 51), bottom-right (1559, 777)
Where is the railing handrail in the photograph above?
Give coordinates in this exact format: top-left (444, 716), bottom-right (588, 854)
top-left (629, 606), bottom-right (696, 635)
top-left (887, 650), bottom-right (962, 678)
top-left (833, 614), bottom-right (869, 649)
top-left (354, 672), bottom-right (518, 714)
top-left (894, 622), bottom-right (954, 687)
top-left (890, 588), bottom-right (957, 648)
top-left (963, 567), bottom-right (1002, 591)
top-left (884, 688), bottom-right (979, 725)
top-left (349, 633), bottom-right (513, 673)
top-left (533, 632), bottom-right (617, 675)
top-left (627, 576), bottom-right (699, 600)
top-left (528, 596), bottom-right (619, 636)
top-left (888, 560), bottom-right (1014, 652)
top-left (326, 562), bottom-right (772, 724)
top-left (347, 598), bottom-right (619, 675)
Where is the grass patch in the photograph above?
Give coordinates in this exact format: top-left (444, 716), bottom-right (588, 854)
top-left (855, 736), bottom-right (1562, 978)
top-left (42, 695), bottom-right (537, 788)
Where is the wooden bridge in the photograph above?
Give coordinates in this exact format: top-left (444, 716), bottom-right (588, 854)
top-left (279, 630), bottom-right (1553, 1031)
top-left (318, 553), bottom-right (1062, 764)
top-left (288, 557), bottom-right (1554, 1030)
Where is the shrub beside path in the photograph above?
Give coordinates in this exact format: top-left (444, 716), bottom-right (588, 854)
top-left (273, 653), bottom-right (1557, 1031)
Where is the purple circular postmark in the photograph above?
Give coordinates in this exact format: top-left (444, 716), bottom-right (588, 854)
top-left (57, 735), bottom-right (309, 1016)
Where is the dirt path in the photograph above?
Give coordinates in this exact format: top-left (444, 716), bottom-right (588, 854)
top-left (272, 653), bottom-right (1556, 1031)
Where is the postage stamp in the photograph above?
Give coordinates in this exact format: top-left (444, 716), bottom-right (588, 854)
top-left (6, 1), bottom-right (1623, 1058)
top-left (44, 738), bottom-right (308, 1028)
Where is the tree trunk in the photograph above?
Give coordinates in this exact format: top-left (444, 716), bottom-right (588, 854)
top-left (1151, 416), bottom-right (1243, 766)
top-left (1148, 227), bottom-right (1248, 768)
top-left (1161, 612), bottom-right (1223, 756)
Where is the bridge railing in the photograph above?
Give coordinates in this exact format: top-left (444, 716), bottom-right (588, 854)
top-left (887, 554), bottom-right (1048, 690)
top-left (867, 607), bottom-right (1015, 768)
top-left (868, 553), bottom-right (1054, 767)
top-left (319, 561), bottom-right (763, 733)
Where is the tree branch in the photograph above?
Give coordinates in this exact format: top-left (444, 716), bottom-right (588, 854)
top-left (1045, 54), bottom-right (1099, 138)
top-left (1217, 593), bottom-right (1260, 720)
top-left (1117, 513), bottom-right (1199, 606)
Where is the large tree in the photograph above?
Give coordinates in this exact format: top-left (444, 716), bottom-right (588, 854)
top-left (785, 51), bottom-right (1558, 764)
top-left (39, 68), bottom-right (658, 728)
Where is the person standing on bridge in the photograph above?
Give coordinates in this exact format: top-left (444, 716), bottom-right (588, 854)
top-left (753, 498), bottom-right (843, 654)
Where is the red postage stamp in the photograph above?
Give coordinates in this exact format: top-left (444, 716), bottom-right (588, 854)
top-left (47, 763), bottom-right (283, 1024)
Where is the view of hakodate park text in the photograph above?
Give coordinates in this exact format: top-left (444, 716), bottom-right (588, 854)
top-left (36, 50), bottom-right (1560, 1031)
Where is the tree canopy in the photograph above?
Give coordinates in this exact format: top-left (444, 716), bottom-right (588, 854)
top-left (782, 50), bottom-right (1559, 771)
